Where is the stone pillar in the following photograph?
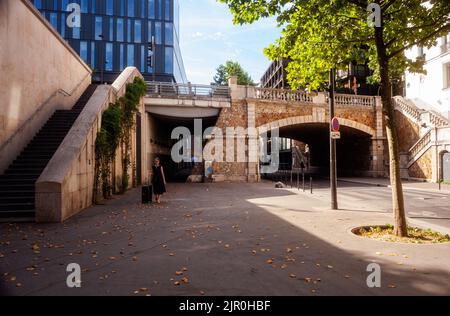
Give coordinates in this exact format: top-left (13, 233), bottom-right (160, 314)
top-left (247, 102), bottom-right (259, 182)
top-left (370, 97), bottom-right (387, 177)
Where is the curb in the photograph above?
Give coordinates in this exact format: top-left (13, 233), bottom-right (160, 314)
top-left (339, 179), bottom-right (450, 195)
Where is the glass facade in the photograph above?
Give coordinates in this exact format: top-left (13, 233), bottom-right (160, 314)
top-left (32, 0), bottom-right (187, 83)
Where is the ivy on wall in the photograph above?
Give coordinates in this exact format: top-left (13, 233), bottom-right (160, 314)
top-left (94, 77), bottom-right (147, 202)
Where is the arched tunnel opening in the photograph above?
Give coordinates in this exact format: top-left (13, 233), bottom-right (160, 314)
top-left (146, 113), bottom-right (218, 183)
top-left (266, 123), bottom-right (372, 177)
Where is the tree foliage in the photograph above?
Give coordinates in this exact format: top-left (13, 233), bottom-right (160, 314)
top-left (213, 60), bottom-right (255, 86)
top-left (219, 0), bottom-right (450, 237)
top-left (219, 0), bottom-right (450, 90)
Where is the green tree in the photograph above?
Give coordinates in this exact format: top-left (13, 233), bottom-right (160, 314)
top-left (213, 60), bottom-right (255, 86)
top-left (219, 0), bottom-right (450, 237)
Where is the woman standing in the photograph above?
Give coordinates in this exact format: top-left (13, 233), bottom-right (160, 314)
top-left (151, 157), bottom-right (166, 204)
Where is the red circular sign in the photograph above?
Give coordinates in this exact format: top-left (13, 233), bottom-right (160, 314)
top-left (331, 117), bottom-right (340, 132)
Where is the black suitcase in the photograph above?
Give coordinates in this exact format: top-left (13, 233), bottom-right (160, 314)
top-left (142, 185), bottom-right (153, 204)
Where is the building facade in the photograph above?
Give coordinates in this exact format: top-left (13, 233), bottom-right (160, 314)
top-left (32, 0), bottom-right (187, 83)
top-left (260, 58), bottom-right (290, 89)
top-left (261, 58), bottom-right (380, 95)
top-left (405, 33), bottom-right (450, 119)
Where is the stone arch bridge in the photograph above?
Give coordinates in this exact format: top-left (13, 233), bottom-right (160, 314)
top-left (144, 80), bottom-right (386, 183)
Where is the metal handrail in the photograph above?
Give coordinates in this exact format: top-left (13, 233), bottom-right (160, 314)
top-left (0, 72), bottom-right (92, 152)
top-left (146, 81), bottom-right (231, 99)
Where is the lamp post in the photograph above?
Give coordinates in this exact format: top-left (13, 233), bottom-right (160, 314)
top-left (329, 68), bottom-right (338, 210)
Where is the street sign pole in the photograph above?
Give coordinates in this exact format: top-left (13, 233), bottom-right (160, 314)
top-left (329, 68), bottom-right (338, 210)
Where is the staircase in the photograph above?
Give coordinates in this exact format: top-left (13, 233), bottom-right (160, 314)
top-left (0, 85), bottom-right (97, 219)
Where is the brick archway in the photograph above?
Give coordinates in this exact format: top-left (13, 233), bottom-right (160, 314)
top-left (257, 115), bottom-right (376, 138)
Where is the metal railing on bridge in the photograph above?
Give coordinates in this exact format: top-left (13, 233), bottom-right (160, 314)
top-left (146, 82), bottom-right (231, 99)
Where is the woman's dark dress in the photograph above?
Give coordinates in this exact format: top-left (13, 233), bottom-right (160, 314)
top-left (152, 165), bottom-right (166, 195)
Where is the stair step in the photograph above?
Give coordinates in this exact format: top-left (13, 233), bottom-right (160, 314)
top-left (0, 203), bottom-right (35, 211)
top-left (0, 185), bottom-right (35, 191)
top-left (0, 191), bottom-right (34, 197)
top-left (0, 210), bottom-right (35, 219)
top-left (0, 196), bottom-right (34, 203)
top-left (0, 85), bottom-right (97, 219)
top-left (1, 174), bottom-right (41, 180)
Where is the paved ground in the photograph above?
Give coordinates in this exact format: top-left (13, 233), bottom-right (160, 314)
top-left (309, 179), bottom-right (450, 230)
top-left (1, 181), bottom-right (450, 296)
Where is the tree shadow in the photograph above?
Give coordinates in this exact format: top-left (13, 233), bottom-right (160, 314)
top-left (0, 182), bottom-right (449, 296)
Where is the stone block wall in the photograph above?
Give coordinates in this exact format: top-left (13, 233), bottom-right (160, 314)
top-left (0, 0), bottom-right (92, 173)
top-left (36, 68), bottom-right (145, 222)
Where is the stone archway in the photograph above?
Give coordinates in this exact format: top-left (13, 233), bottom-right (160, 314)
top-left (256, 115), bottom-right (382, 177)
top-left (258, 115), bottom-right (376, 138)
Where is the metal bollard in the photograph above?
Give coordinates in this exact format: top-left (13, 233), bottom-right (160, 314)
top-left (310, 177), bottom-right (313, 194)
top-left (303, 172), bottom-right (305, 192)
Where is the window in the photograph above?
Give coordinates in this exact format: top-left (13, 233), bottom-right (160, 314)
top-left (73, 26), bottom-right (80, 39)
top-left (141, 45), bottom-right (146, 72)
top-left (446, 64), bottom-right (450, 89)
top-left (148, 0), bottom-right (155, 18)
top-left (80, 41), bottom-right (88, 63)
top-left (117, 18), bottom-right (124, 41)
top-left (61, 0), bottom-right (69, 11)
top-left (134, 20), bottom-right (142, 43)
top-left (81, 0), bottom-right (88, 13)
top-left (165, 23), bottom-right (173, 45)
top-left (157, 0), bottom-right (162, 19)
top-left (128, 0), bottom-right (135, 17)
top-left (418, 46), bottom-right (424, 58)
top-left (105, 43), bottom-right (113, 71)
top-left (53, 0), bottom-right (58, 10)
top-left (155, 22), bottom-right (162, 44)
top-left (109, 18), bottom-right (114, 41)
top-left (165, 0), bottom-right (171, 21)
top-left (95, 16), bottom-right (103, 40)
top-left (164, 46), bottom-right (173, 73)
top-left (141, 0), bottom-right (146, 18)
top-left (60, 14), bottom-right (66, 37)
top-left (106, 0), bottom-right (114, 15)
top-left (34, 0), bottom-right (42, 9)
top-left (119, 0), bottom-right (125, 16)
top-left (120, 44), bottom-right (125, 70)
top-left (148, 21), bottom-right (153, 42)
top-left (91, 0), bottom-right (96, 13)
top-left (91, 42), bottom-right (96, 68)
top-left (127, 19), bottom-right (132, 42)
top-left (127, 44), bottom-right (135, 66)
top-left (49, 13), bottom-right (58, 30)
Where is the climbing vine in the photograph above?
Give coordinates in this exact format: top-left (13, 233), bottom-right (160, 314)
top-left (94, 77), bottom-right (146, 202)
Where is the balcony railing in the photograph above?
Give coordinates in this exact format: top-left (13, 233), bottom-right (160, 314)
top-left (441, 43), bottom-right (450, 55)
top-left (332, 93), bottom-right (376, 108)
top-left (255, 87), bottom-right (314, 103)
top-left (146, 82), bottom-right (231, 99)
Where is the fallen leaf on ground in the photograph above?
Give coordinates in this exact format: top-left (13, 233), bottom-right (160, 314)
top-left (181, 277), bottom-right (189, 284)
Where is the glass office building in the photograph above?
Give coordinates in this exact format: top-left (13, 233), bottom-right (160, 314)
top-left (32, 0), bottom-right (188, 83)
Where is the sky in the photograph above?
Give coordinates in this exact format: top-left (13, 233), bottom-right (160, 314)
top-left (179, 0), bottom-right (282, 85)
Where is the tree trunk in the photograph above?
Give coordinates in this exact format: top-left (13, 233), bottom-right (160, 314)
top-left (374, 27), bottom-right (408, 237)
